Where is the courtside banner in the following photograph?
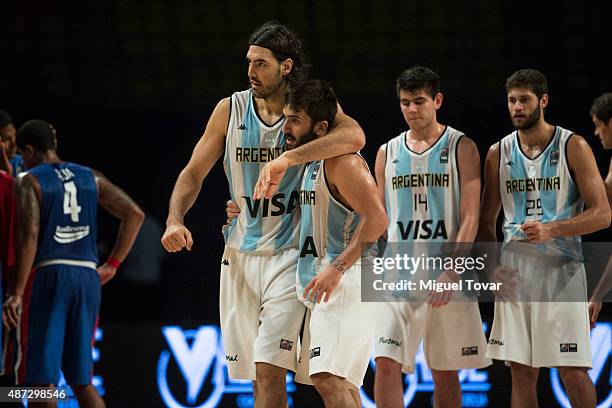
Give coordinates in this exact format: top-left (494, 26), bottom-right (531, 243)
top-left (361, 242), bottom-right (612, 303)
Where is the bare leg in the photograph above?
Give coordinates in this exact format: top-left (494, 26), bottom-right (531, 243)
top-left (510, 363), bottom-right (539, 408)
top-left (558, 366), bottom-right (596, 408)
top-left (29, 384), bottom-right (56, 408)
top-left (72, 384), bottom-right (105, 408)
top-left (431, 369), bottom-right (461, 408)
top-left (374, 357), bottom-right (404, 408)
top-left (311, 372), bottom-right (358, 408)
top-left (254, 362), bottom-right (287, 408)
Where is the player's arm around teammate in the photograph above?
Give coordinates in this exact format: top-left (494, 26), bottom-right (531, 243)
top-left (303, 154), bottom-right (388, 303)
top-left (254, 104), bottom-right (365, 200)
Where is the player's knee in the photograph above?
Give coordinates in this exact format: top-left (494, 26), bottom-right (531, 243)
top-left (311, 373), bottom-right (339, 398)
top-left (431, 369), bottom-right (459, 386)
top-left (375, 357), bottom-right (402, 379)
top-left (510, 363), bottom-right (539, 385)
top-left (557, 366), bottom-right (590, 386)
top-left (255, 363), bottom-right (285, 390)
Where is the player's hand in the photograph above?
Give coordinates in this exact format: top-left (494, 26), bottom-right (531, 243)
top-left (97, 263), bottom-right (117, 285)
top-left (303, 263), bottom-right (343, 303)
top-left (588, 300), bottom-right (602, 329)
top-left (2, 295), bottom-right (22, 330)
top-left (254, 155), bottom-right (291, 199)
top-left (161, 223), bottom-right (194, 252)
top-left (428, 270), bottom-right (457, 308)
top-left (490, 264), bottom-right (518, 301)
top-left (520, 221), bottom-right (552, 243)
top-left (226, 200), bottom-right (240, 225)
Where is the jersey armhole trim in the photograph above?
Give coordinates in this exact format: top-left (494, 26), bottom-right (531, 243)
top-left (565, 133), bottom-right (577, 185)
top-left (455, 134), bottom-right (464, 194)
top-left (323, 158), bottom-right (356, 213)
top-left (497, 141), bottom-right (502, 195)
top-left (225, 96), bottom-right (233, 138)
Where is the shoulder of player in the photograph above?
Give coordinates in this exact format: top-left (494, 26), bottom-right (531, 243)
top-left (482, 142), bottom-right (501, 170)
top-left (325, 154), bottom-right (368, 180)
top-left (486, 141), bottom-right (501, 156)
top-left (565, 133), bottom-right (590, 151)
top-left (456, 134), bottom-right (478, 152)
top-left (14, 171), bottom-right (40, 196)
top-left (565, 133), bottom-right (595, 168)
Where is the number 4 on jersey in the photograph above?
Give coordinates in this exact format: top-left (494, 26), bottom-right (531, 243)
top-left (63, 181), bottom-right (82, 222)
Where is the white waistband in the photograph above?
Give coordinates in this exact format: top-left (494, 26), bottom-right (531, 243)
top-left (35, 259), bottom-right (97, 270)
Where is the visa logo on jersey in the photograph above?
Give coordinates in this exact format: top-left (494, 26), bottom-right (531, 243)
top-left (242, 192), bottom-right (299, 218)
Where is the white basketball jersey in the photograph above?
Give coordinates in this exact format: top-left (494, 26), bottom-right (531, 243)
top-left (498, 126), bottom-right (583, 242)
top-left (383, 126), bottom-right (463, 242)
top-left (223, 90), bottom-right (303, 253)
top-left (297, 159), bottom-right (360, 302)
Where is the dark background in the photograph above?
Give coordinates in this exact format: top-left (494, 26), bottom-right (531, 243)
top-left (1, 1), bottom-right (611, 406)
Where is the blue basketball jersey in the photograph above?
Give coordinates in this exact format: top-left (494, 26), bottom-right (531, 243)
top-left (223, 90), bottom-right (303, 253)
top-left (29, 162), bottom-right (98, 264)
top-left (297, 159), bottom-right (360, 302)
top-left (383, 126), bottom-right (463, 242)
top-left (498, 127), bottom-right (583, 242)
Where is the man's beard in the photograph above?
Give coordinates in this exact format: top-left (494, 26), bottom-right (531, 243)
top-left (251, 75), bottom-right (284, 99)
top-left (286, 127), bottom-right (317, 150)
top-left (513, 107), bottom-right (541, 130)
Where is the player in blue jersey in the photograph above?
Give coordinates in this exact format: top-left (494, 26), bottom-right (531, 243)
top-left (0, 110), bottom-right (24, 177)
top-left (275, 80), bottom-right (387, 407)
top-left (161, 21), bottom-right (364, 408)
top-left (2, 120), bottom-right (144, 407)
top-left (587, 92), bottom-right (612, 326)
top-left (373, 66), bottom-right (490, 408)
top-left (479, 70), bottom-right (610, 408)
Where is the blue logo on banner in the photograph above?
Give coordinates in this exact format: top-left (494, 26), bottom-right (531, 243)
top-left (551, 323), bottom-right (612, 408)
top-left (157, 325), bottom-right (295, 408)
top-left (360, 323), bottom-right (491, 408)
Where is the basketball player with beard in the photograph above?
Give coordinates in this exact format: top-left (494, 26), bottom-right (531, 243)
top-left (479, 69), bottom-right (610, 408)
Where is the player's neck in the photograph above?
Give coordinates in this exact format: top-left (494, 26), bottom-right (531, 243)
top-left (517, 120), bottom-right (555, 149)
top-left (253, 85), bottom-right (288, 123)
top-left (40, 151), bottom-right (62, 164)
top-left (408, 121), bottom-right (444, 144)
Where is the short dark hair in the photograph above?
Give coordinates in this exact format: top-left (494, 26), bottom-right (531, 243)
top-left (590, 93), bottom-right (612, 123)
top-left (16, 119), bottom-right (56, 152)
top-left (249, 21), bottom-right (309, 88)
top-left (0, 110), bottom-right (13, 129)
top-left (505, 69), bottom-right (548, 100)
top-left (286, 80), bottom-right (338, 128)
top-left (396, 66), bottom-right (440, 98)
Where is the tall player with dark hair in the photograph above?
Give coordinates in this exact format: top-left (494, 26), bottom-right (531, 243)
top-left (161, 21), bottom-right (364, 408)
top-left (373, 66), bottom-right (490, 408)
top-left (479, 70), bottom-right (610, 408)
top-left (2, 120), bottom-right (144, 407)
